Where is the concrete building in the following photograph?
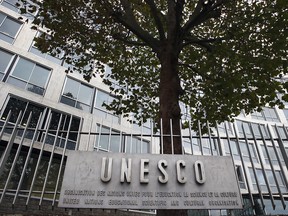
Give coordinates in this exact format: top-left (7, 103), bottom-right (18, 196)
top-left (0, 1), bottom-right (287, 215)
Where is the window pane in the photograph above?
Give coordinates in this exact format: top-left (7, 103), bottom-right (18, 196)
top-left (142, 141), bottom-right (149, 153)
top-left (27, 84), bottom-right (44, 95)
top-left (60, 96), bottom-right (76, 107)
top-left (7, 77), bottom-right (26, 89)
top-left (0, 16), bottom-right (21, 38)
top-left (62, 78), bottom-right (80, 99)
top-left (2, 0), bottom-right (19, 12)
top-left (110, 131), bottom-right (120, 152)
top-left (95, 90), bottom-right (108, 108)
top-left (97, 127), bottom-right (110, 150)
top-left (0, 49), bottom-right (13, 73)
top-left (11, 58), bottom-right (34, 81)
top-left (76, 102), bottom-right (90, 112)
top-left (0, 12), bottom-right (5, 23)
top-left (78, 84), bottom-right (93, 105)
top-left (29, 64), bottom-right (50, 87)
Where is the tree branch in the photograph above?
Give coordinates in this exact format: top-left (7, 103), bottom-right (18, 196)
top-left (111, 0), bottom-right (160, 51)
top-left (179, 62), bottom-right (215, 81)
top-left (182, 0), bottom-right (225, 34)
top-left (113, 33), bottom-right (146, 46)
top-left (144, 0), bottom-right (166, 41)
top-left (182, 35), bottom-right (227, 50)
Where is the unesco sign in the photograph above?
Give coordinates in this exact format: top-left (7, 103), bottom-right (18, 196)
top-left (59, 151), bottom-right (242, 209)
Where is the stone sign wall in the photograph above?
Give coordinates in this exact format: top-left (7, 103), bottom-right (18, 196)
top-left (59, 152), bottom-right (242, 210)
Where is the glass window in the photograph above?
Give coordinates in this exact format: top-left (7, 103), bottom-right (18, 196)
top-left (236, 121), bottom-right (252, 138)
top-left (0, 97), bottom-right (44, 137)
top-left (7, 57), bottom-right (50, 95)
top-left (283, 109), bottom-right (288, 121)
top-left (261, 144), bottom-right (282, 166)
top-left (273, 126), bottom-right (287, 139)
top-left (126, 136), bottom-right (149, 154)
top-left (60, 77), bottom-right (93, 112)
top-left (236, 165), bottom-right (246, 189)
top-left (0, 12), bottom-right (22, 43)
top-left (223, 139), bottom-right (231, 155)
top-left (95, 125), bottom-right (122, 152)
top-left (0, 96), bottom-right (81, 150)
top-left (0, 48), bottom-right (14, 80)
top-left (249, 168), bottom-right (267, 192)
top-left (230, 140), bottom-right (240, 160)
top-left (94, 89), bottom-right (119, 123)
top-left (183, 139), bottom-right (192, 154)
top-left (43, 111), bottom-right (80, 150)
top-left (239, 142), bottom-right (258, 163)
top-left (251, 107), bottom-right (279, 122)
top-left (94, 125), bottom-right (150, 154)
top-left (263, 108), bottom-right (280, 122)
top-left (250, 111), bottom-right (265, 121)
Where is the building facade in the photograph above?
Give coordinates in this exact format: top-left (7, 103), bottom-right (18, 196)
top-left (0, 1), bottom-right (287, 215)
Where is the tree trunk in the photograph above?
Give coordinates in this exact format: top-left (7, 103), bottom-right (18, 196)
top-left (157, 44), bottom-right (187, 216)
top-left (158, 44), bottom-right (182, 154)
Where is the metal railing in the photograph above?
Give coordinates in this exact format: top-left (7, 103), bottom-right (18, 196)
top-left (0, 110), bottom-right (288, 214)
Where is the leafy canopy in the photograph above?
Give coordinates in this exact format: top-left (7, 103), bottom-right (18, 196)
top-left (21, 0), bottom-right (287, 126)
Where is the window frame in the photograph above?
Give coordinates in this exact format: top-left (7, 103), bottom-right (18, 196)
top-left (6, 56), bottom-right (51, 95)
top-left (0, 11), bottom-right (22, 44)
top-left (60, 77), bottom-right (94, 112)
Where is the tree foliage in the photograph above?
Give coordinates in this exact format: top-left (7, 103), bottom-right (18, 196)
top-left (20, 0), bottom-right (287, 130)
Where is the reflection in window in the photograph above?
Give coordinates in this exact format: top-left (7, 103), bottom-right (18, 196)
top-left (0, 48), bottom-right (14, 81)
top-left (60, 78), bottom-right (120, 123)
top-left (223, 139), bottom-right (231, 156)
top-left (60, 77), bottom-right (93, 112)
top-left (7, 57), bottom-right (50, 95)
top-left (0, 12), bottom-right (22, 43)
